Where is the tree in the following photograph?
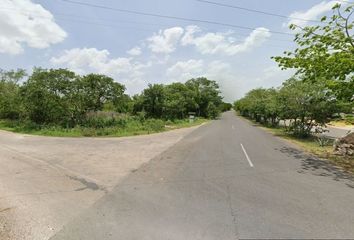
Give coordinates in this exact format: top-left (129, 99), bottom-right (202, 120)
top-left (278, 78), bottom-right (338, 137)
top-left (20, 70), bottom-right (126, 126)
top-left (185, 77), bottom-right (222, 118)
top-left (21, 68), bottom-right (76, 125)
top-left (0, 69), bottom-right (26, 119)
top-left (234, 79), bottom-right (339, 137)
top-left (163, 82), bottom-right (195, 119)
top-left (236, 88), bottom-right (270, 123)
top-left (263, 88), bottom-right (281, 126)
top-left (113, 94), bottom-right (133, 113)
top-left (272, 3), bottom-right (354, 101)
top-left (220, 102), bottom-right (233, 112)
top-left (80, 74), bottom-right (125, 112)
top-left (140, 84), bottom-right (165, 118)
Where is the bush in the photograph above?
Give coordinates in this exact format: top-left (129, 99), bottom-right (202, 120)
top-left (206, 102), bottom-right (219, 119)
top-left (83, 112), bottom-right (129, 128)
top-left (345, 115), bottom-right (354, 125)
top-left (144, 119), bottom-right (165, 133)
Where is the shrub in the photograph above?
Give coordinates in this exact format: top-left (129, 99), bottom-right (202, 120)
top-left (144, 119), bottom-right (165, 133)
top-left (345, 115), bottom-right (354, 125)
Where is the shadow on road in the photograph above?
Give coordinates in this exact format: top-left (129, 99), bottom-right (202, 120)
top-left (278, 147), bottom-right (354, 189)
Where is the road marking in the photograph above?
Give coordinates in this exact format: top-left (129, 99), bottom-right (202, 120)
top-left (240, 143), bottom-right (254, 168)
top-left (232, 125), bottom-right (235, 130)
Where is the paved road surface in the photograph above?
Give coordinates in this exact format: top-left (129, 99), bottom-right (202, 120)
top-left (326, 126), bottom-right (353, 138)
top-left (51, 112), bottom-right (354, 240)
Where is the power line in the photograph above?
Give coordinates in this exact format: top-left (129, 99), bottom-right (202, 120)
top-left (196, 0), bottom-right (323, 23)
top-left (0, 7), bottom-right (294, 44)
top-left (59, 0), bottom-right (293, 36)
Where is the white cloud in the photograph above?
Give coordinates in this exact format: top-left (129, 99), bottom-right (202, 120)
top-left (147, 27), bottom-right (184, 54)
top-left (165, 59), bottom-right (294, 102)
top-left (0, 0), bottom-right (66, 55)
top-left (254, 66), bottom-right (294, 88)
top-left (166, 59), bottom-right (204, 82)
top-left (51, 48), bottom-right (151, 94)
top-left (181, 25), bottom-right (201, 46)
top-left (127, 46), bottom-right (142, 56)
top-left (285, 1), bottom-right (342, 28)
top-left (181, 26), bottom-right (271, 55)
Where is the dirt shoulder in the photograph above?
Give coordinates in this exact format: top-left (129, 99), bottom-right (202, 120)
top-left (0, 125), bottom-right (202, 240)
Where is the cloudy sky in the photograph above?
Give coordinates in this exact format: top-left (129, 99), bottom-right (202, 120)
top-left (0, 0), bottom-right (345, 101)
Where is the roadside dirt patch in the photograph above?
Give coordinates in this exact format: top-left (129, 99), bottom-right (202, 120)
top-left (0, 126), bottom-right (199, 240)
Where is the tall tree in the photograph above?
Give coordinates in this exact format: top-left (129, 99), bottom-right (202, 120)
top-left (163, 82), bottom-right (196, 119)
top-left (0, 69), bottom-right (26, 119)
top-left (185, 77), bottom-right (222, 118)
top-left (21, 68), bottom-right (76, 124)
top-left (272, 3), bottom-right (354, 101)
top-left (80, 74), bottom-right (125, 112)
top-left (141, 84), bottom-right (165, 118)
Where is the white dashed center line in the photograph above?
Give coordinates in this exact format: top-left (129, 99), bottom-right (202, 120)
top-left (240, 143), bottom-right (254, 168)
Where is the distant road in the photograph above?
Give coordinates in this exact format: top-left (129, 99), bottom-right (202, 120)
top-left (51, 112), bottom-right (354, 239)
top-left (326, 126), bottom-right (353, 138)
top-left (279, 119), bottom-right (352, 139)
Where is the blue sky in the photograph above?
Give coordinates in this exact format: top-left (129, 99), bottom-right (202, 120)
top-left (0, 0), bottom-right (344, 101)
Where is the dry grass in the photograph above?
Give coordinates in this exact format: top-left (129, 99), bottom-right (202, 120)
top-left (261, 126), bottom-right (354, 174)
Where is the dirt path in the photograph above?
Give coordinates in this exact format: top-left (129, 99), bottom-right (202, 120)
top-left (0, 126), bottom-right (201, 240)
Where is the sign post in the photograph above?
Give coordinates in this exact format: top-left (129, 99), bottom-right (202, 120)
top-left (188, 112), bottom-right (196, 123)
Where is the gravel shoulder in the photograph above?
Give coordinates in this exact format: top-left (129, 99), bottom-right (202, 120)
top-left (0, 126), bottom-right (201, 240)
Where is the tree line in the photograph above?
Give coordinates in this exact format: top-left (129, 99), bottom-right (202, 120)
top-left (234, 3), bottom-right (353, 138)
top-left (0, 68), bottom-right (228, 130)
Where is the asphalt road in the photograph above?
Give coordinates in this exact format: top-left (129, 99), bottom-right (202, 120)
top-left (50, 111), bottom-right (354, 239)
top-left (326, 126), bottom-right (353, 138)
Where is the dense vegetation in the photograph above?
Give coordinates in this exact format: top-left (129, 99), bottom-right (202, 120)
top-left (235, 3), bottom-right (353, 138)
top-left (0, 68), bottom-right (226, 136)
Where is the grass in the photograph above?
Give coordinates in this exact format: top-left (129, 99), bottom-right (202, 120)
top-left (260, 125), bottom-right (354, 174)
top-left (0, 118), bottom-right (208, 138)
top-left (237, 114), bottom-right (354, 174)
top-left (329, 120), bottom-right (354, 128)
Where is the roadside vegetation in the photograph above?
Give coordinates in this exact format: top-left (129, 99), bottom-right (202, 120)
top-left (261, 125), bottom-right (354, 174)
top-left (0, 68), bottom-right (229, 137)
top-left (234, 3), bottom-right (354, 170)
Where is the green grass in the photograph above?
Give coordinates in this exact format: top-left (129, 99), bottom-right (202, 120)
top-left (329, 120), bottom-right (354, 128)
top-left (0, 118), bottom-right (208, 138)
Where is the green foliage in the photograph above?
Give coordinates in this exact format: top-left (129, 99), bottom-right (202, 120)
top-left (0, 68), bottom-right (219, 137)
top-left (272, 3), bottom-right (354, 102)
top-left (80, 73), bottom-right (125, 112)
top-left (144, 118), bottom-right (165, 132)
top-left (344, 114), bottom-right (354, 124)
top-left (278, 78), bottom-right (338, 137)
top-left (140, 84), bottom-right (165, 118)
top-left (206, 102), bottom-right (219, 119)
top-left (220, 102), bottom-right (233, 112)
top-left (0, 69), bottom-right (26, 119)
top-left (20, 69), bottom-right (126, 126)
top-left (235, 78), bottom-right (340, 138)
top-left (234, 88), bottom-right (280, 126)
top-left (133, 77), bottom-right (223, 120)
top-left (185, 77), bottom-right (223, 118)
top-left (163, 82), bottom-right (194, 119)
top-left (21, 68), bottom-right (76, 125)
